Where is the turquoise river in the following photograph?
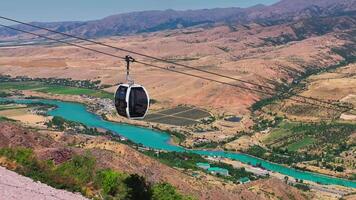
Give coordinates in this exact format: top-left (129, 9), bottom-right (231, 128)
top-left (1, 98), bottom-right (356, 188)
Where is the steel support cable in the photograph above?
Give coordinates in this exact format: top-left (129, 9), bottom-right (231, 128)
top-left (0, 16), bottom-right (350, 110)
top-left (1, 16), bottom-right (351, 110)
top-left (0, 23), bottom-right (350, 112)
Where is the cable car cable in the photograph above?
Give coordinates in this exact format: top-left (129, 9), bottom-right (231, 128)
top-left (0, 24), bottom-right (126, 60)
top-left (0, 16), bottom-right (347, 109)
top-left (0, 16), bottom-right (272, 89)
top-left (0, 23), bottom-right (351, 112)
top-left (0, 23), bottom-right (349, 112)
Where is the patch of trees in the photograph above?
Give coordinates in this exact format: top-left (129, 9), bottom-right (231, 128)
top-left (45, 116), bottom-right (136, 145)
top-left (247, 122), bottom-right (356, 171)
top-left (45, 116), bottom-right (73, 131)
top-left (246, 145), bottom-right (318, 165)
top-left (192, 141), bottom-right (220, 149)
top-left (45, 116), bottom-right (103, 135)
top-left (0, 91), bottom-right (11, 97)
top-left (0, 75), bottom-right (102, 89)
top-left (252, 116), bottom-right (283, 132)
top-left (289, 122), bottom-right (355, 149)
top-left (144, 151), bottom-right (206, 170)
top-left (144, 151), bottom-right (256, 181)
top-left (213, 162), bottom-right (257, 182)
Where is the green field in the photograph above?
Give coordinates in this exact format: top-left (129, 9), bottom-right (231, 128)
top-left (0, 81), bottom-right (46, 90)
top-left (37, 86), bottom-right (113, 98)
top-left (0, 81), bottom-right (113, 99)
top-left (263, 121), bottom-right (356, 154)
top-left (263, 122), bottom-right (298, 145)
top-left (286, 136), bottom-right (315, 151)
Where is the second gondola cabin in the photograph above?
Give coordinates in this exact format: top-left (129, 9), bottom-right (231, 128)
top-left (114, 83), bottom-right (150, 119)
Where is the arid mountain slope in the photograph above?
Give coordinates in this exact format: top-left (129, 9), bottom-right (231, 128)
top-left (0, 13), bottom-right (354, 114)
top-left (0, 0), bottom-right (354, 39)
top-left (0, 122), bottom-right (306, 200)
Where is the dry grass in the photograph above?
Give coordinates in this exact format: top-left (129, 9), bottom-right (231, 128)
top-left (0, 107), bottom-right (49, 126)
top-left (267, 64), bottom-right (356, 122)
top-left (0, 23), bottom-right (349, 115)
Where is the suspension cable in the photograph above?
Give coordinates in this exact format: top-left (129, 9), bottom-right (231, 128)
top-left (0, 23), bottom-right (352, 112)
top-left (0, 16), bottom-right (347, 109)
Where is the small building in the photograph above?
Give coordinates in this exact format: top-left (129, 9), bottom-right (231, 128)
top-left (247, 167), bottom-right (269, 177)
top-left (196, 162), bottom-right (210, 170)
top-left (239, 177), bottom-right (251, 184)
top-left (207, 167), bottom-right (229, 176)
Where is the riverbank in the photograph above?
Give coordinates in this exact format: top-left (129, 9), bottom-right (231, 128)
top-left (0, 121), bottom-right (308, 200)
top-left (1, 97), bottom-right (355, 189)
top-left (209, 157), bottom-right (355, 199)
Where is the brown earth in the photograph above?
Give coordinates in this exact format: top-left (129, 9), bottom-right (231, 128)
top-left (267, 63), bottom-right (356, 122)
top-left (0, 121), bottom-right (306, 200)
top-left (0, 16), bottom-right (353, 115)
top-left (0, 166), bottom-right (88, 200)
top-left (1, 16), bottom-right (354, 147)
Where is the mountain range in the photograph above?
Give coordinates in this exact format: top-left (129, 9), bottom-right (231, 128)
top-left (0, 0), bottom-right (355, 39)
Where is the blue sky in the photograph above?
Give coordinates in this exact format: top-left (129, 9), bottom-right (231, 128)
top-left (0, 0), bottom-right (279, 24)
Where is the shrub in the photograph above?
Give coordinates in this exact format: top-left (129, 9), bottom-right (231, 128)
top-left (151, 183), bottom-right (195, 200)
top-left (55, 154), bottom-right (96, 185)
top-left (0, 148), bottom-right (33, 166)
top-left (95, 169), bottom-right (129, 198)
top-left (125, 174), bottom-right (151, 200)
top-left (0, 147), bottom-right (195, 200)
top-left (294, 183), bottom-right (310, 191)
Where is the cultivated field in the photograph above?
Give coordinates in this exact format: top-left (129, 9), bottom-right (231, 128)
top-left (145, 106), bottom-right (211, 126)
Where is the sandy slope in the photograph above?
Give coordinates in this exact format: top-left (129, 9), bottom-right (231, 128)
top-left (0, 19), bottom-right (351, 114)
top-left (0, 166), bottom-right (87, 200)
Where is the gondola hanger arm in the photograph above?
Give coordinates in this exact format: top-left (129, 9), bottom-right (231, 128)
top-left (125, 55), bottom-right (135, 85)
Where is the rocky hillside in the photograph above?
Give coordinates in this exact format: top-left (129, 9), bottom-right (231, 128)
top-left (0, 166), bottom-right (88, 200)
top-left (0, 122), bottom-right (306, 200)
top-left (0, 11), bottom-right (354, 114)
top-left (0, 0), bottom-right (355, 38)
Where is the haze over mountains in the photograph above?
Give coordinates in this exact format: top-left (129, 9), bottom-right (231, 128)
top-left (0, 0), bottom-right (355, 39)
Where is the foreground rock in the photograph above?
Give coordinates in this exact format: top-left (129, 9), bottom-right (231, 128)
top-left (0, 166), bottom-right (87, 200)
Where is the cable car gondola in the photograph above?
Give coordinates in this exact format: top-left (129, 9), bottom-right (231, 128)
top-left (114, 56), bottom-right (150, 119)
